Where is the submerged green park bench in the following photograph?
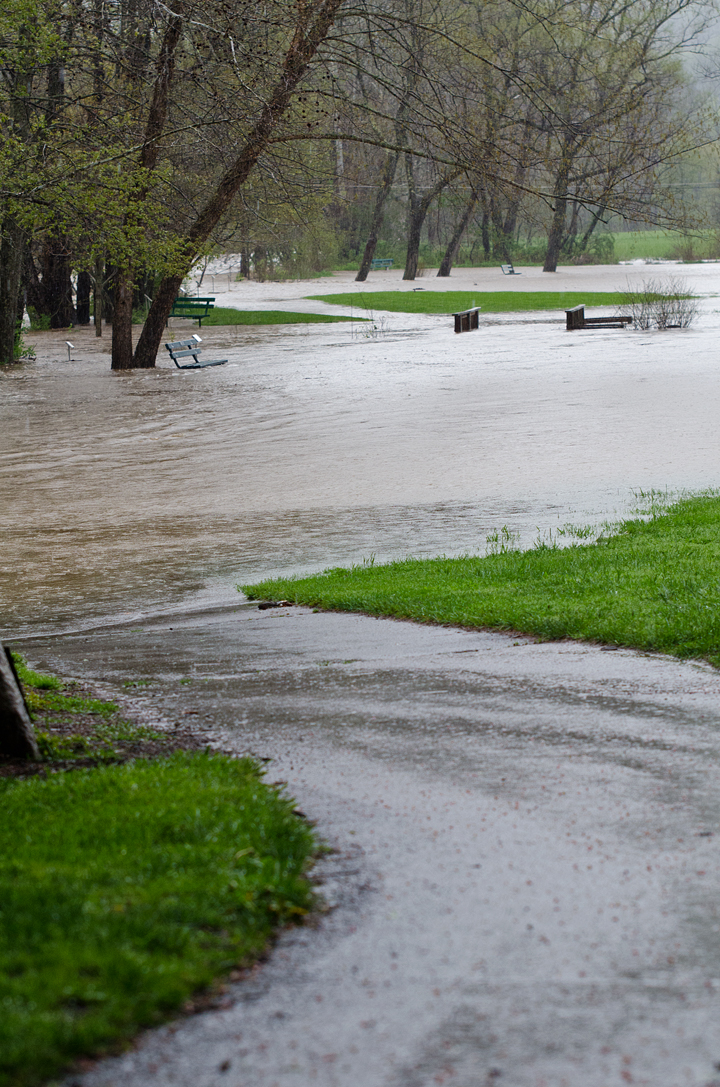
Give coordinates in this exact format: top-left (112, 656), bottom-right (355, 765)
top-left (169, 296), bottom-right (216, 326)
top-left (164, 335), bottom-right (227, 369)
top-left (370, 258), bottom-right (394, 270)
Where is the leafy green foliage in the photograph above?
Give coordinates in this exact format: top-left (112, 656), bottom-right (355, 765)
top-left (307, 291), bottom-right (630, 314)
top-left (243, 495), bottom-right (720, 667)
top-left (0, 754), bottom-right (316, 1087)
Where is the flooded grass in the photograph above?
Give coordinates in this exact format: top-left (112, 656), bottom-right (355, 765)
top-left (307, 290), bottom-right (629, 314)
top-left (243, 494), bottom-right (720, 667)
top-left (0, 753), bottom-right (316, 1087)
top-left (201, 307), bottom-right (363, 325)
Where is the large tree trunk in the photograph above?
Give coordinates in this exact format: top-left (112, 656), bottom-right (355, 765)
top-left (94, 255), bottom-right (104, 336)
top-left (0, 647), bottom-right (39, 760)
top-left (111, 271), bottom-right (135, 369)
top-left (403, 166), bottom-right (461, 281)
top-left (41, 235), bottom-right (75, 327)
top-left (111, 5), bottom-right (185, 368)
top-left (544, 144), bottom-right (575, 273)
top-left (479, 193), bottom-right (491, 259)
top-left (132, 0), bottom-right (347, 369)
top-left (543, 194), bottom-right (567, 272)
top-left (437, 190), bottom-right (477, 277)
top-left (0, 218), bottom-right (24, 365)
top-left (76, 271), bottom-right (91, 324)
top-left (356, 151), bottom-right (400, 281)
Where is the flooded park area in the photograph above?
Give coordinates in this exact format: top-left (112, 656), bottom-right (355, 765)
top-left (7, 263), bottom-right (720, 1086)
top-left (3, 261), bottom-right (720, 638)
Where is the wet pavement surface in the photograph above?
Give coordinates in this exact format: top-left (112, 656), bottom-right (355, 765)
top-left (5, 264), bottom-right (720, 1085)
top-left (19, 605), bottom-right (720, 1087)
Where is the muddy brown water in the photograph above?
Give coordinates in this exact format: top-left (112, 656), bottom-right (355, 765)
top-left (4, 301), bottom-right (720, 638)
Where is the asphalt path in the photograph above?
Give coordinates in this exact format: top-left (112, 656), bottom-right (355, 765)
top-left (18, 602), bottom-right (720, 1087)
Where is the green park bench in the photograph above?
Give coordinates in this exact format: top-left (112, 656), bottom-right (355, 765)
top-left (370, 258), bottom-right (394, 270)
top-left (453, 306), bottom-right (481, 333)
top-left (169, 296), bottom-right (216, 326)
top-left (500, 262), bottom-right (519, 275)
top-left (164, 335), bottom-right (227, 369)
top-left (565, 304), bottom-right (632, 330)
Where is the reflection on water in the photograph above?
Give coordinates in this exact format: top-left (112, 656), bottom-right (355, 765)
top-left (3, 315), bottom-right (720, 637)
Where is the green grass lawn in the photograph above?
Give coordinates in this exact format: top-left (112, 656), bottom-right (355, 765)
top-left (612, 229), bottom-right (716, 262)
top-left (242, 494), bottom-right (720, 668)
top-left (306, 291), bottom-right (629, 315)
top-left (1, 665), bottom-right (317, 1087)
top-left (201, 307), bottom-right (363, 326)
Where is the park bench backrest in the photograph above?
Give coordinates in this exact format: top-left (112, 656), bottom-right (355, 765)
top-left (164, 335), bottom-right (228, 369)
top-left (453, 306), bottom-right (480, 333)
top-left (165, 337), bottom-right (203, 366)
top-left (566, 305), bottom-right (585, 330)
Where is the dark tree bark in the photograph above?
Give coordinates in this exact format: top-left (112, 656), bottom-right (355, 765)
top-left (403, 165), bottom-right (461, 281)
top-left (94, 255), bottom-right (104, 336)
top-left (0, 218), bottom-right (25, 365)
top-left (356, 151), bottom-right (400, 281)
top-left (76, 271), bottom-right (92, 324)
top-left (0, 647), bottom-right (40, 760)
top-left (111, 5), bottom-right (185, 369)
top-left (480, 196), bottom-right (491, 259)
top-left (42, 235), bottom-right (76, 327)
top-left (437, 189), bottom-right (478, 277)
top-left (132, 0), bottom-right (347, 369)
top-left (543, 191), bottom-right (568, 273)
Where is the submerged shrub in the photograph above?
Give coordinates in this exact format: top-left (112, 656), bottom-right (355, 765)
top-left (618, 275), bottom-right (699, 329)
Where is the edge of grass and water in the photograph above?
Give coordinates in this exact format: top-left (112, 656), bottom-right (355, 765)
top-left (242, 492), bottom-right (720, 669)
top-left (200, 307), bottom-right (365, 326)
top-left (307, 290), bottom-right (642, 316)
top-left (1, 658), bottom-right (318, 1087)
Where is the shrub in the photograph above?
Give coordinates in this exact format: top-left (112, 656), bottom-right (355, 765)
top-left (618, 276), bottom-right (698, 330)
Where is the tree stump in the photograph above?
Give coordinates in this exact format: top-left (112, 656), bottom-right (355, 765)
top-left (0, 646), bottom-right (40, 759)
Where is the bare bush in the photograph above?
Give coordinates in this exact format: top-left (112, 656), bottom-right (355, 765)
top-left (618, 276), bottom-right (699, 330)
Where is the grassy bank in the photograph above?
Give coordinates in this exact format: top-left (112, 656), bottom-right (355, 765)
top-left (307, 291), bottom-right (628, 315)
top-left (1, 663), bottom-right (317, 1087)
top-left (201, 307), bottom-right (362, 326)
top-left (242, 494), bottom-right (720, 667)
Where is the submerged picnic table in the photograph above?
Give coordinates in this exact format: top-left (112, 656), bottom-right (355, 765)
top-left (566, 304), bottom-right (632, 330)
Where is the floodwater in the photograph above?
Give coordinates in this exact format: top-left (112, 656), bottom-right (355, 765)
top-left (3, 261), bottom-right (720, 638)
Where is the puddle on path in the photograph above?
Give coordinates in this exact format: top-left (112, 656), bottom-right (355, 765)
top-left (3, 313), bottom-right (720, 637)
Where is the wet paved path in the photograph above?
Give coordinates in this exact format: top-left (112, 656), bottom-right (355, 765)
top-left (19, 603), bottom-right (720, 1087)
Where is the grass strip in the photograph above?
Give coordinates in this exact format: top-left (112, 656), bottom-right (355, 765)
top-left (0, 752), bottom-right (316, 1087)
top-left (307, 290), bottom-right (633, 315)
top-left (242, 494), bottom-right (720, 667)
top-left (8, 654), bottom-right (170, 766)
top-left (200, 307), bottom-right (363, 326)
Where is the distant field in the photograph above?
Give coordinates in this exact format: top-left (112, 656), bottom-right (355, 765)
top-left (202, 307), bottom-right (363, 326)
top-left (612, 230), bottom-right (716, 262)
top-left (308, 291), bottom-right (628, 315)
